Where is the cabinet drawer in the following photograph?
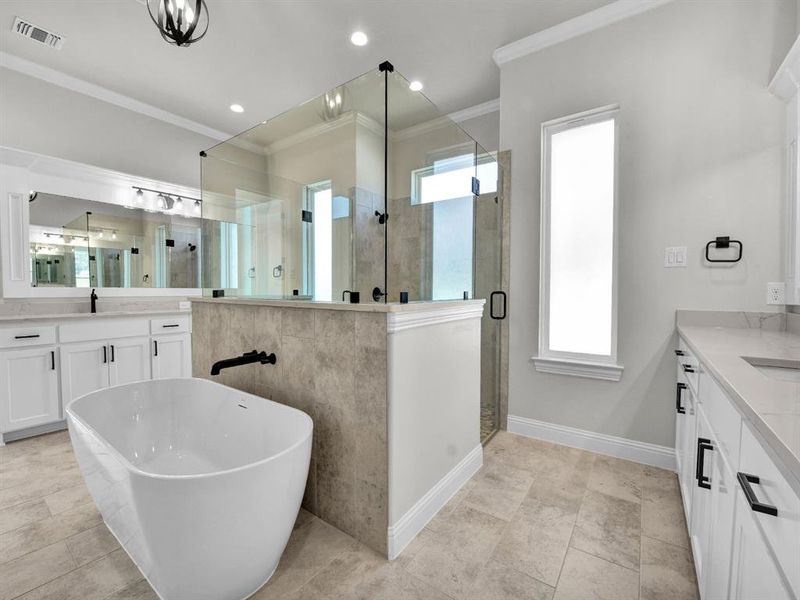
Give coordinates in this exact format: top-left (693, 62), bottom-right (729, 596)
top-left (150, 315), bottom-right (191, 335)
top-left (677, 338), bottom-right (700, 394)
top-left (60, 318), bottom-right (149, 343)
top-left (699, 371), bottom-right (742, 473)
top-left (738, 423), bottom-right (800, 597)
top-left (0, 325), bottom-right (57, 349)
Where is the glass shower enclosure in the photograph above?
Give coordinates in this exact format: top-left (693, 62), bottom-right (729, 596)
top-left (200, 62), bottom-right (504, 442)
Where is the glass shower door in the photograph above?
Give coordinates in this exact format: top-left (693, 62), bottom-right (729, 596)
top-left (473, 150), bottom-right (504, 443)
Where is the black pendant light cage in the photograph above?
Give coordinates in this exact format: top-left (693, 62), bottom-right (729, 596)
top-left (147, 0), bottom-right (209, 47)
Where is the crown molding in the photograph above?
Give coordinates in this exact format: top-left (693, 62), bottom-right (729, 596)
top-left (0, 51), bottom-right (232, 142)
top-left (447, 98), bottom-right (500, 123)
top-left (769, 35), bottom-right (800, 101)
top-left (492, 0), bottom-right (676, 66)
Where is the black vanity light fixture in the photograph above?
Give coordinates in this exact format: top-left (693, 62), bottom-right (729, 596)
top-left (146, 0), bottom-right (209, 47)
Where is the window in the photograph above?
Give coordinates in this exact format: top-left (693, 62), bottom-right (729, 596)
top-left (411, 150), bottom-right (498, 300)
top-left (534, 105), bottom-right (622, 381)
top-left (304, 181), bottom-right (333, 301)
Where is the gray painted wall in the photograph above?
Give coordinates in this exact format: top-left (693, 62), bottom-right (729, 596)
top-left (500, 0), bottom-right (795, 447)
top-left (0, 68), bottom-right (217, 188)
top-left (459, 111), bottom-right (500, 153)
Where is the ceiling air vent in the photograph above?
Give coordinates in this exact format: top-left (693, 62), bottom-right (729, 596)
top-left (12, 17), bottom-right (65, 50)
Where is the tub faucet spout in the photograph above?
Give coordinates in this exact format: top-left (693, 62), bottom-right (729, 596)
top-left (211, 350), bottom-right (277, 376)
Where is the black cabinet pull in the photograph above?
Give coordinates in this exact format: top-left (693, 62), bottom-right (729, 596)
top-left (14, 334), bottom-right (40, 340)
top-left (110, 345), bottom-right (115, 362)
top-left (489, 291), bottom-right (507, 320)
top-left (737, 472), bottom-right (778, 517)
top-left (674, 350), bottom-right (685, 356)
top-left (102, 345), bottom-right (107, 364)
top-left (162, 324), bottom-right (180, 328)
top-left (676, 382), bottom-right (687, 414)
top-left (696, 437), bottom-right (712, 489)
top-left (682, 364), bottom-right (695, 373)
top-left (50, 351), bottom-right (55, 371)
top-left (154, 340), bottom-right (158, 357)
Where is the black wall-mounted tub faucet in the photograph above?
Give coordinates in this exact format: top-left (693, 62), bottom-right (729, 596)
top-left (210, 350), bottom-right (277, 376)
top-left (90, 289), bottom-right (98, 314)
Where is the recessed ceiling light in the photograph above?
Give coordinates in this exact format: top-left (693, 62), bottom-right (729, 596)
top-left (350, 31), bottom-right (368, 46)
top-left (230, 104), bottom-right (244, 113)
top-left (409, 80), bottom-right (423, 92)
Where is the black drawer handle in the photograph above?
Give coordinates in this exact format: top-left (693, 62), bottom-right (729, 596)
top-left (162, 324), bottom-right (180, 328)
top-left (14, 334), bottom-right (40, 339)
top-left (102, 345), bottom-right (107, 364)
top-left (682, 364), bottom-right (695, 373)
top-left (154, 340), bottom-right (158, 357)
top-left (676, 382), bottom-right (687, 414)
top-left (696, 437), bottom-right (712, 489)
top-left (110, 345), bottom-right (115, 362)
top-left (737, 472), bottom-right (778, 517)
top-left (50, 351), bottom-right (55, 371)
top-left (674, 350), bottom-right (685, 356)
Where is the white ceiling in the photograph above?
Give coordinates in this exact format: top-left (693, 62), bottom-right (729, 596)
top-left (0, 0), bottom-right (612, 138)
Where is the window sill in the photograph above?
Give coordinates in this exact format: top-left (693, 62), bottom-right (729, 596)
top-left (531, 356), bottom-right (624, 382)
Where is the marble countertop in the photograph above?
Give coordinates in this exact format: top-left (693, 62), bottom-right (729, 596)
top-left (191, 297), bottom-right (486, 313)
top-left (677, 324), bottom-right (800, 493)
top-left (0, 309), bottom-right (191, 323)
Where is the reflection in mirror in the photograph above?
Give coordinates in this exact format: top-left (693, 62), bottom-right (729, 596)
top-left (29, 193), bottom-right (202, 289)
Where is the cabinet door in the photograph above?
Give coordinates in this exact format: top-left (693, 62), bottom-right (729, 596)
top-left (730, 492), bottom-right (794, 600)
top-left (704, 446), bottom-right (736, 599)
top-left (0, 346), bottom-right (60, 432)
top-left (152, 334), bottom-right (191, 379)
top-left (679, 385), bottom-right (698, 520)
top-left (690, 405), bottom-right (714, 590)
top-left (60, 342), bottom-right (109, 404)
top-left (108, 336), bottom-right (151, 386)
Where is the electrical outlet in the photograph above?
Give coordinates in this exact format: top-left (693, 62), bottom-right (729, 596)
top-left (767, 282), bottom-right (786, 305)
top-left (664, 246), bottom-right (687, 268)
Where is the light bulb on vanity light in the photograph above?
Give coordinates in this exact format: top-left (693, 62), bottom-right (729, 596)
top-left (112, 231), bottom-right (117, 240)
top-left (135, 188), bottom-right (144, 203)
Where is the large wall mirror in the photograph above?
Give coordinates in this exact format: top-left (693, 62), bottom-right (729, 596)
top-left (29, 193), bottom-right (202, 289)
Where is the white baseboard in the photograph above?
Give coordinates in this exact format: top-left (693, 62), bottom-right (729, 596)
top-left (387, 444), bottom-right (483, 560)
top-left (507, 415), bottom-right (676, 471)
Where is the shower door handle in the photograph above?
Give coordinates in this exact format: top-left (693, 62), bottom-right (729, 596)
top-left (490, 291), bottom-right (507, 320)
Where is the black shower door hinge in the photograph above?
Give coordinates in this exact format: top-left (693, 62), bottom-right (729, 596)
top-left (472, 177), bottom-right (480, 196)
top-left (302, 210), bottom-right (313, 223)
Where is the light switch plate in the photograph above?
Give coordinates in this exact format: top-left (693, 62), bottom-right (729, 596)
top-left (179, 301), bottom-right (191, 310)
top-left (665, 246), bottom-right (687, 268)
top-left (766, 282), bottom-right (785, 305)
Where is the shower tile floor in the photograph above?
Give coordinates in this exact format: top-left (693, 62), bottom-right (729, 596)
top-left (0, 430), bottom-right (698, 600)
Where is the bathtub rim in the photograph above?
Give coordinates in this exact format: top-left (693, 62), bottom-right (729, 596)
top-left (65, 377), bottom-right (313, 481)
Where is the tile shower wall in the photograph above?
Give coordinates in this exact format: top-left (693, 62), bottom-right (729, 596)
top-left (191, 302), bottom-right (388, 554)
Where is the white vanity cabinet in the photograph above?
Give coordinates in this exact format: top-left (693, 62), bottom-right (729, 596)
top-left (150, 316), bottom-right (192, 380)
top-left (0, 345), bottom-right (59, 432)
top-left (675, 335), bottom-right (800, 599)
top-left (0, 312), bottom-right (191, 444)
top-left (152, 334), bottom-right (191, 379)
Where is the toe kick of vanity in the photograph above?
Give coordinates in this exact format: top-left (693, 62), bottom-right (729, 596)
top-left (0, 311), bottom-right (192, 444)
top-left (675, 327), bottom-right (800, 600)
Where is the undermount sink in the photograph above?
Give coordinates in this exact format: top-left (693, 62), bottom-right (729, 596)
top-left (742, 356), bottom-right (800, 383)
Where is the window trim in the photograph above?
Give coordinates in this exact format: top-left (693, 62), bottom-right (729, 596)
top-left (533, 104), bottom-right (623, 381)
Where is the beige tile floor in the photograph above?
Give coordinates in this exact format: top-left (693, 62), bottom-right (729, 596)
top-left (0, 430), bottom-right (698, 600)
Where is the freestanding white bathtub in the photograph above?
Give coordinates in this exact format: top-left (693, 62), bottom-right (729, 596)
top-left (66, 378), bottom-right (312, 600)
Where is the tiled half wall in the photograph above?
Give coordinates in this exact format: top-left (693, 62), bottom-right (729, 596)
top-left (191, 302), bottom-right (388, 554)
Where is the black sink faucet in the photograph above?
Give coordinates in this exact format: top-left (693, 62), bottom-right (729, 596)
top-left (90, 289), bottom-right (98, 314)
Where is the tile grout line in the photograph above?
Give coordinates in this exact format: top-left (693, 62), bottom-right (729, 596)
top-left (8, 542), bottom-right (121, 600)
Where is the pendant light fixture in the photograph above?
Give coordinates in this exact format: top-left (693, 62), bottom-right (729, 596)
top-left (147, 0), bottom-right (209, 47)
